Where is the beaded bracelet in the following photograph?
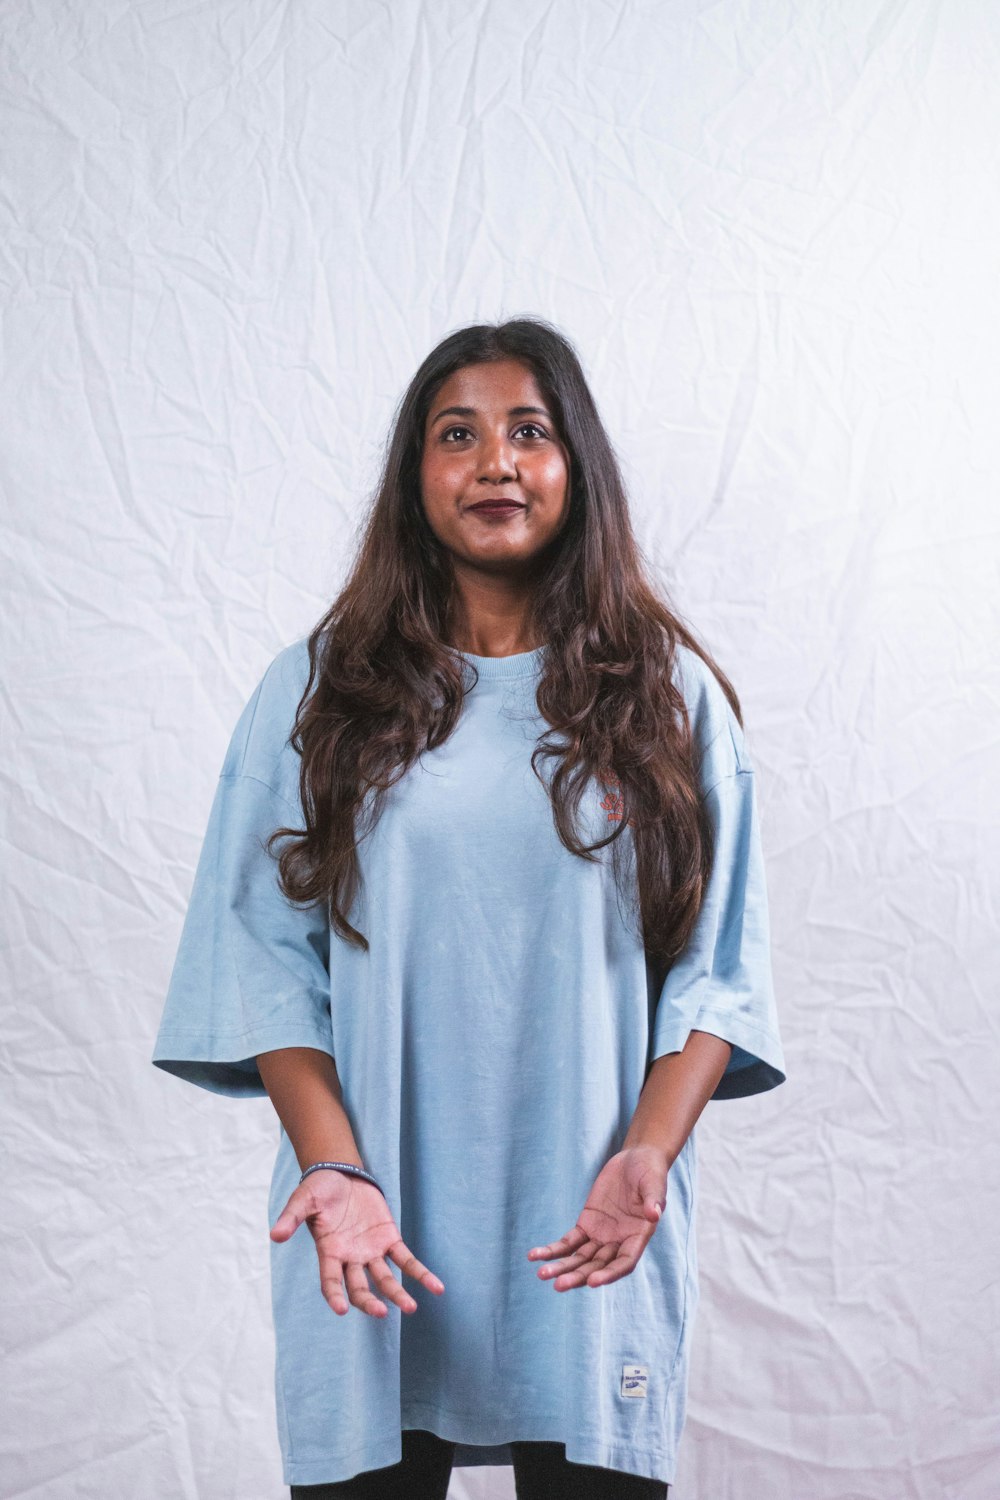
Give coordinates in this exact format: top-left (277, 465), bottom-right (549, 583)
top-left (299, 1160), bottom-right (386, 1199)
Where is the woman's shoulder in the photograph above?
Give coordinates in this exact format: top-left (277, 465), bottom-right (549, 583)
top-left (669, 639), bottom-right (754, 791)
top-left (219, 634), bottom-right (313, 802)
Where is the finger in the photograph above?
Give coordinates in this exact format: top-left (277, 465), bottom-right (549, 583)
top-left (344, 1261), bottom-right (388, 1319)
top-left (367, 1256), bottom-right (418, 1315)
top-left (386, 1239), bottom-right (446, 1295)
top-left (586, 1249), bottom-right (637, 1287)
top-left (549, 1265), bottom-right (592, 1290)
top-left (317, 1258), bottom-right (350, 1316)
top-left (550, 1242), bottom-right (619, 1292)
top-left (526, 1226), bottom-right (588, 1261)
top-left (535, 1238), bottom-right (601, 1279)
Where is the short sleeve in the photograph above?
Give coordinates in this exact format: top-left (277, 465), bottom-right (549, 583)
top-left (649, 646), bottom-right (787, 1099)
top-left (151, 642), bottom-right (336, 1098)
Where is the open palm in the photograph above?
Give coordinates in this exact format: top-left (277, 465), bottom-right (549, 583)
top-left (527, 1145), bottom-right (669, 1290)
top-left (271, 1174), bottom-right (445, 1318)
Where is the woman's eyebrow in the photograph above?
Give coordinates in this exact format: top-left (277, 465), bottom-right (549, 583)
top-left (429, 404), bottom-right (550, 427)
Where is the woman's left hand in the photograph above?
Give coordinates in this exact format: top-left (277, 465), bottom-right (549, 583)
top-left (526, 1144), bottom-right (670, 1290)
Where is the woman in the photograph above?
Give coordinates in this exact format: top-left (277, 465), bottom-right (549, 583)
top-left (152, 316), bottom-right (787, 1498)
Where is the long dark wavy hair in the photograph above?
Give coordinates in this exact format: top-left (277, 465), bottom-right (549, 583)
top-left (266, 316), bottom-right (742, 971)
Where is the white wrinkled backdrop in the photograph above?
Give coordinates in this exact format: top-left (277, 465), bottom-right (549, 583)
top-left (2, 2), bottom-right (997, 1496)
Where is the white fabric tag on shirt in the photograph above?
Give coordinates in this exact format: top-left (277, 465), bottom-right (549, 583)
top-left (621, 1363), bottom-right (648, 1398)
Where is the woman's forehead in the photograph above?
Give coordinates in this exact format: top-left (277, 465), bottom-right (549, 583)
top-left (435, 359), bottom-right (543, 399)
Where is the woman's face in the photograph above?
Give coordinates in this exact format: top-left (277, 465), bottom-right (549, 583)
top-left (419, 359), bottom-right (571, 576)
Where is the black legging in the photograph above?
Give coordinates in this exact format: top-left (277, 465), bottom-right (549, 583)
top-left (290, 1426), bottom-right (670, 1499)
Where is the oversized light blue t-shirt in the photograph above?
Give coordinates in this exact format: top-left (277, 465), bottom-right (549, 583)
top-left (151, 635), bottom-right (786, 1487)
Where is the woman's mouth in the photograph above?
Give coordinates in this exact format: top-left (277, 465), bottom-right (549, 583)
top-left (468, 501), bottom-right (525, 518)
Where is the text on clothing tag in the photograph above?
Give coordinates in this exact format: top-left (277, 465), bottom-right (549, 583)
top-left (621, 1363), bottom-right (648, 1398)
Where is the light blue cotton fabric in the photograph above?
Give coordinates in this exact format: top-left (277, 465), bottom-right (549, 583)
top-left (152, 634), bottom-right (786, 1487)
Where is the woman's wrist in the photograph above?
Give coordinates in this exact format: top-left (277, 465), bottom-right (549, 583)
top-left (299, 1161), bottom-right (386, 1198)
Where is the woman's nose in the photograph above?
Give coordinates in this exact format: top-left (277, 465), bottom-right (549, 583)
top-left (479, 433), bottom-right (516, 479)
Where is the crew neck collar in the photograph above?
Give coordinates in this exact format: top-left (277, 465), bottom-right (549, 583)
top-left (447, 644), bottom-right (547, 679)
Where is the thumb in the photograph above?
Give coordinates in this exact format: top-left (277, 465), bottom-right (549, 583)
top-left (638, 1173), bottom-right (666, 1222)
top-left (270, 1195), bottom-right (309, 1242)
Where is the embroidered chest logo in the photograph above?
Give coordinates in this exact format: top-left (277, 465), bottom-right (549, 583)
top-left (599, 770), bottom-right (634, 827)
top-left (621, 1363), bottom-right (648, 1399)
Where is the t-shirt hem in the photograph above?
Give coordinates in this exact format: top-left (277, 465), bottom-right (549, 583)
top-left (151, 1023), bottom-right (335, 1097)
top-left (651, 1006), bottom-right (786, 1098)
top-left (283, 1444), bottom-right (675, 1488)
top-left (282, 1401), bottom-right (676, 1486)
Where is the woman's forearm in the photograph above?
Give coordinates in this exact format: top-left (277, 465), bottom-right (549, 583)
top-left (623, 1030), bottom-right (734, 1167)
top-left (256, 1047), bottom-right (364, 1173)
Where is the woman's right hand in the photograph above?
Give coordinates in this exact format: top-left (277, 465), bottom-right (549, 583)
top-left (269, 1170), bottom-right (445, 1318)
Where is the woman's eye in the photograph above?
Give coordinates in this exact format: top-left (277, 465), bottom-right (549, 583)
top-left (440, 422), bottom-right (548, 443)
